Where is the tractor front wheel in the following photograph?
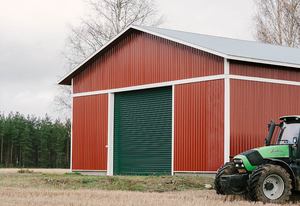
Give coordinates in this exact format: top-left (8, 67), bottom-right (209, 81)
top-left (248, 164), bottom-right (292, 203)
top-left (215, 162), bottom-right (238, 194)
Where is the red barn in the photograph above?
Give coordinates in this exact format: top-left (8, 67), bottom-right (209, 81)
top-left (59, 26), bottom-right (300, 175)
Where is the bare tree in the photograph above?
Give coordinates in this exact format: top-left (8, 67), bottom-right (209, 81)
top-left (254, 0), bottom-right (300, 47)
top-left (56, 0), bottom-right (163, 115)
top-left (54, 85), bottom-right (72, 118)
top-left (64, 0), bottom-right (163, 67)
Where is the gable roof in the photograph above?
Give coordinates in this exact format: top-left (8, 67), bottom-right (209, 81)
top-left (59, 25), bottom-right (300, 85)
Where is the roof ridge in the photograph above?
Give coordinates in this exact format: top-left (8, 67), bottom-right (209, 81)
top-left (137, 25), bottom-right (300, 51)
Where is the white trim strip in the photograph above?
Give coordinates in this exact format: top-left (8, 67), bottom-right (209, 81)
top-left (171, 85), bottom-right (175, 176)
top-left (224, 59), bottom-right (230, 163)
top-left (72, 170), bottom-right (107, 172)
top-left (230, 75), bottom-right (300, 86)
top-left (107, 93), bottom-right (114, 176)
top-left (70, 79), bottom-right (73, 172)
top-left (73, 75), bottom-right (225, 97)
top-left (72, 74), bottom-right (300, 98)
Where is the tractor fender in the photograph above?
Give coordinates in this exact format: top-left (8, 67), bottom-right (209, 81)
top-left (264, 158), bottom-right (297, 189)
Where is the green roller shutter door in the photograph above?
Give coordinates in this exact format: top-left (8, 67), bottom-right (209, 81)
top-left (114, 87), bottom-right (172, 175)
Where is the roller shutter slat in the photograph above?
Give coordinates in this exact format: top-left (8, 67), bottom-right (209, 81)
top-left (114, 87), bottom-right (172, 175)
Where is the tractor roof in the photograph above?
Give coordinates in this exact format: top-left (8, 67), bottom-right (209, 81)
top-left (279, 116), bottom-right (300, 122)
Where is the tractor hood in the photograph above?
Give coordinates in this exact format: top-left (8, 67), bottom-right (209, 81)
top-left (234, 145), bottom-right (290, 171)
top-left (255, 145), bottom-right (290, 158)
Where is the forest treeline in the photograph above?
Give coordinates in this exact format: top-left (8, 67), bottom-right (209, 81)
top-left (0, 112), bottom-right (70, 168)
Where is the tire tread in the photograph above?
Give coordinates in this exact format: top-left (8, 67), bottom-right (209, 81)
top-left (248, 164), bottom-right (292, 203)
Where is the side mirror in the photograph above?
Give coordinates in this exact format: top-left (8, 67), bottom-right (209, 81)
top-left (293, 136), bottom-right (298, 145)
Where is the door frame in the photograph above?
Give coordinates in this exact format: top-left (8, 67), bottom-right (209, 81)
top-left (106, 86), bottom-right (174, 176)
top-left (107, 93), bottom-right (114, 176)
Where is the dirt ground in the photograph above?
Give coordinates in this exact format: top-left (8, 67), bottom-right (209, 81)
top-left (0, 169), bottom-right (299, 206)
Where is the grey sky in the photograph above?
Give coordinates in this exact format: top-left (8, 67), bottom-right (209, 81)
top-left (0, 0), bottom-right (255, 119)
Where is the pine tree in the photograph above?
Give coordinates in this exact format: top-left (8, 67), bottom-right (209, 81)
top-left (0, 112), bottom-right (70, 168)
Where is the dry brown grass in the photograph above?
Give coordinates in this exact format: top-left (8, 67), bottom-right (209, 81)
top-left (0, 168), bottom-right (68, 174)
top-left (0, 169), bottom-right (299, 206)
top-left (0, 188), bottom-right (299, 206)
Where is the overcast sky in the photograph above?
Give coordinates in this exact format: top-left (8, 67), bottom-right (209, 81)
top-left (0, 0), bottom-right (255, 120)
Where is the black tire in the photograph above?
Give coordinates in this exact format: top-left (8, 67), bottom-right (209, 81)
top-left (215, 162), bottom-right (237, 195)
top-left (248, 164), bottom-right (292, 203)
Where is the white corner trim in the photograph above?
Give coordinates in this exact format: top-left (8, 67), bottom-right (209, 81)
top-left (72, 74), bottom-right (225, 97)
top-left (171, 85), bottom-right (175, 176)
top-left (224, 59), bottom-right (230, 75)
top-left (224, 59), bottom-right (230, 163)
top-left (70, 79), bottom-right (74, 172)
top-left (229, 75), bottom-right (300, 86)
top-left (107, 93), bottom-right (115, 176)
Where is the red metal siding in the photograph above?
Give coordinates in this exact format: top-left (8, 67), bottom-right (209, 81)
top-left (231, 80), bottom-right (300, 156)
top-left (174, 80), bottom-right (224, 171)
top-left (73, 31), bottom-right (224, 93)
top-left (72, 94), bottom-right (108, 170)
top-left (230, 60), bottom-right (300, 82)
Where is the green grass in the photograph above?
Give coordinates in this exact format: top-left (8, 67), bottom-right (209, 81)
top-left (0, 172), bottom-right (214, 192)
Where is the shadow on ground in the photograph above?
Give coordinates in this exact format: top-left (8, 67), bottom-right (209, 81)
top-left (290, 191), bottom-right (300, 203)
top-left (224, 192), bottom-right (300, 204)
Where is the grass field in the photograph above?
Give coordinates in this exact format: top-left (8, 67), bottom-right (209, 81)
top-left (0, 169), bottom-right (299, 206)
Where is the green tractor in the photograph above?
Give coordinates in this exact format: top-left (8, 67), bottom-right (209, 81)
top-left (215, 116), bottom-right (300, 203)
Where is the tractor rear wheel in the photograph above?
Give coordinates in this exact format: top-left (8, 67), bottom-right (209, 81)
top-left (215, 162), bottom-right (238, 194)
top-left (248, 164), bottom-right (292, 203)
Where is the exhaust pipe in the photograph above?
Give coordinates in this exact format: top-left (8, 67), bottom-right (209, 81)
top-left (265, 121), bottom-right (276, 146)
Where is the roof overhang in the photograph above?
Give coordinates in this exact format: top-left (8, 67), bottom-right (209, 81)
top-left (58, 25), bottom-right (300, 85)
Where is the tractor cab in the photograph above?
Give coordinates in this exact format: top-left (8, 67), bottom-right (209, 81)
top-left (215, 115), bottom-right (300, 204)
top-left (277, 116), bottom-right (300, 145)
top-left (266, 116), bottom-right (300, 159)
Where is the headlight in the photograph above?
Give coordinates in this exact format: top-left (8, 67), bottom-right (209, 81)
top-left (233, 159), bottom-right (244, 168)
top-left (234, 159), bottom-right (243, 164)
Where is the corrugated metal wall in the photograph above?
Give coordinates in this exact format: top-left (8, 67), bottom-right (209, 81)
top-left (72, 94), bottom-right (108, 170)
top-left (230, 60), bottom-right (300, 81)
top-left (230, 80), bottom-right (300, 156)
top-left (174, 80), bottom-right (224, 171)
top-left (73, 31), bottom-right (224, 93)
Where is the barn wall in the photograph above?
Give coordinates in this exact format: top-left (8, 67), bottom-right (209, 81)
top-left (174, 80), bottom-right (224, 171)
top-left (230, 80), bottom-right (300, 156)
top-left (73, 31), bottom-right (224, 93)
top-left (230, 60), bottom-right (300, 82)
top-left (72, 94), bottom-right (108, 170)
